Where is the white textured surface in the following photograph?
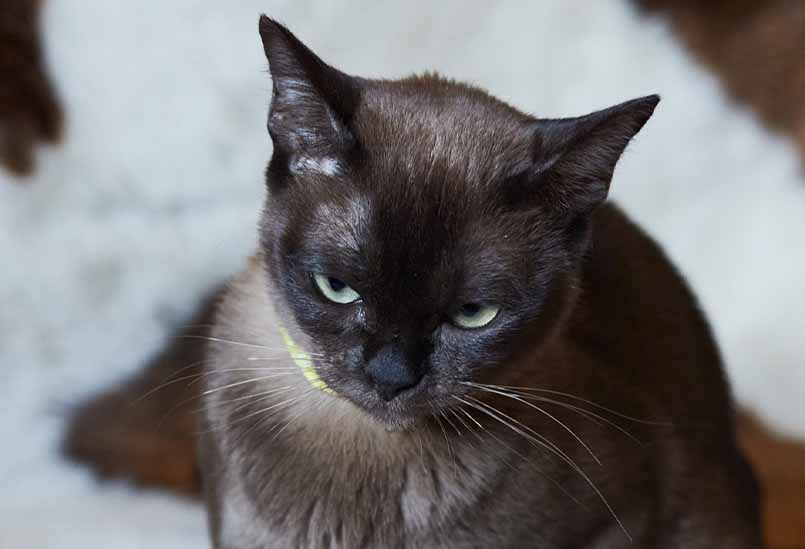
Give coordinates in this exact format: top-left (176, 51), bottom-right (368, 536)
top-left (1, 1), bottom-right (803, 546)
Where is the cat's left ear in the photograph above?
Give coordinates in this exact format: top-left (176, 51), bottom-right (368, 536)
top-left (259, 16), bottom-right (361, 177)
top-left (517, 95), bottom-right (659, 213)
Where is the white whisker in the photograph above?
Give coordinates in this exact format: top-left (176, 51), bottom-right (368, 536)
top-left (201, 373), bottom-right (298, 396)
top-left (452, 397), bottom-right (585, 508)
top-left (458, 395), bottom-right (630, 541)
top-left (229, 393), bottom-right (310, 426)
top-left (224, 386), bottom-right (296, 415)
top-left (489, 383), bottom-right (671, 426)
top-left (463, 382), bottom-right (602, 465)
top-left (478, 384), bottom-right (644, 446)
top-left (176, 334), bottom-right (323, 356)
top-left (246, 356), bottom-right (314, 362)
top-left (433, 412), bottom-right (457, 479)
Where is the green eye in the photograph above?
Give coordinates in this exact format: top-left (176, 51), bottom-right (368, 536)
top-left (313, 273), bottom-right (360, 304)
top-left (451, 303), bottom-right (499, 329)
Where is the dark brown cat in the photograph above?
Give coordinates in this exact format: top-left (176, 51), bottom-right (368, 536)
top-left (193, 18), bottom-right (761, 548)
top-left (0, 0), bottom-right (62, 176)
top-left (66, 15), bottom-right (764, 549)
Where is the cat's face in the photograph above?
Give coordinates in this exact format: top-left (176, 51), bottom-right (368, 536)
top-left (257, 17), bottom-right (658, 430)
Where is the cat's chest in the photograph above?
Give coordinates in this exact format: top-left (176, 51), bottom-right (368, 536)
top-left (217, 419), bottom-right (499, 548)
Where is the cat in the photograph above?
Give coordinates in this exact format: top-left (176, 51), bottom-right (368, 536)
top-left (158, 16), bottom-right (764, 548)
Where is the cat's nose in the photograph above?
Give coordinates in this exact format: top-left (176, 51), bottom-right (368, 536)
top-left (365, 344), bottom-right (423, 401)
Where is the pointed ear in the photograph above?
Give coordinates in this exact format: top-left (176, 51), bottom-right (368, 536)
top-left (258, 16), bottom-right (360, 176)
top-left (515, 95), bottom-right (659, 213)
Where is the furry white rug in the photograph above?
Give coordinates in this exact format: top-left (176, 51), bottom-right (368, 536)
top-left (2, 1), bottom-right (803, 546)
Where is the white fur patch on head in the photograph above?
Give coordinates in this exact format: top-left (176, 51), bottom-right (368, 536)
top-left (290, 155), bottom-right (341, 176)
top-left (275, 77), bottom-right (313, 103)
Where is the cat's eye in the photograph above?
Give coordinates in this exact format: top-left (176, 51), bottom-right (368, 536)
top-left (451, 303), bottom-right (499, 329)
top-left (313, 273), bottom-right (360, 304)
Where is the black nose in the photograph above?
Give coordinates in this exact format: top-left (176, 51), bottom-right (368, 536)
top-left (365, 345), bottom-right (423, 402)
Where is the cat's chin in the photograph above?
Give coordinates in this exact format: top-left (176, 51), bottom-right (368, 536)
top-left (346, 399), bottom-right (427, 433)
top-left (374, 414), bottom-right (421, 433)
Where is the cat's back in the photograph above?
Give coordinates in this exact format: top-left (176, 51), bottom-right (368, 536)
top-left (570, 203), bottom-right (762, 547)
top-left (577, 203), bottom-right (731, 421)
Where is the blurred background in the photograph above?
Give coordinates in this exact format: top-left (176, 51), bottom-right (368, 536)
top-left (1, 1), bottom-right (803, 547)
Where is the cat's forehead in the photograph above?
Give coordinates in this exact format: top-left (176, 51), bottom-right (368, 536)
top-left (298, 80), bottom-right (537, 260)
top-left (309, 195), bottom-right (371, 255)
top-left (353, 77), bottom-right (535, 189)
top-left (305, 182), bottom-right (518, 270)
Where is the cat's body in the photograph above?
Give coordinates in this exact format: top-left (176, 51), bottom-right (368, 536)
top-left (200, 203), bottom-right (759, 548)
top-left (187, 17), bottom-right (763, 548)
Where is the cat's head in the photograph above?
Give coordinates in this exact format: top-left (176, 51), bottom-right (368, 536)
top-left (257, 17), bottom-right (658, 430)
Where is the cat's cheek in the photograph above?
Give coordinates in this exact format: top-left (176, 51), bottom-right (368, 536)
top-left (313, 346), bottom-right (372, 399)
top-left (437, 321), bottom-right (514, 371)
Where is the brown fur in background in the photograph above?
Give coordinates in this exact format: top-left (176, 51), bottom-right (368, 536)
top-left (739, 414), bottom-right (805, 548)
top-left (636, 0), bottom-right (805, 159)
top-left (0, 0), bottom-right (61, 177)
top-left (62, 293), bottom-right (221, 496)
top-left (63, 347), bottom-right (202, 496)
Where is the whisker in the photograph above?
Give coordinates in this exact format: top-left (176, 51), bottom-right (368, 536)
top-left (452, 398), bottom-right (585, 508)
top-left (458, 395), bottom-right (630, 541)
top-left (193, 367), bottom-right (301, 385)
top-left (486, 386), bottom-right (644, 446)
top-left (454, 403), bottom-right (485, 434)
top-left (201, 391), bottom-right (313, 436)
top-left (155, 373), bottom-right (299, 428)
top-left (269, 402), bottom-right (312, 441)
top-left (201, 373), bottom-right (300, 397)
top-left (463, 395), bottom-right (576, 476)
top-left (175, 334), bottom-right (324, 356)
top-left (229, 393), bottom-right (311, 426)
top-left (236, 389), bottom-right (316, 443)
top-left (415, 430), bottom-right (428, 477)
top-left (463, 382), bottom-right (602, 465)
top-left (134, 358), bottom-right (217, 402)
top-left (441, 410), bottom-right (463, 438)
top-left (245, 356), bottom-right (314, 362)
top-left (224, 386), bottom-right (296, 416)
top-left (447, 409), bottom-right (469, 438)
top-left (433, 412), bottom-right (457, 479)
top-left (139, 366), bottom-right (303, 402)
top-left (466, 395), bottom-right (570, 460)
top-left (486, 383), bottom-right (672, 426)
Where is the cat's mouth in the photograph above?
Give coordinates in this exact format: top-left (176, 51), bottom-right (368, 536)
top-left (322, 373), bottom-right (436, 432)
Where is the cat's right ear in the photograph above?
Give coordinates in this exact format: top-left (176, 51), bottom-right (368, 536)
top-left (510, 95), bottom-right (659, 214)
top-left (259, 16), bottom-right (361, 178)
